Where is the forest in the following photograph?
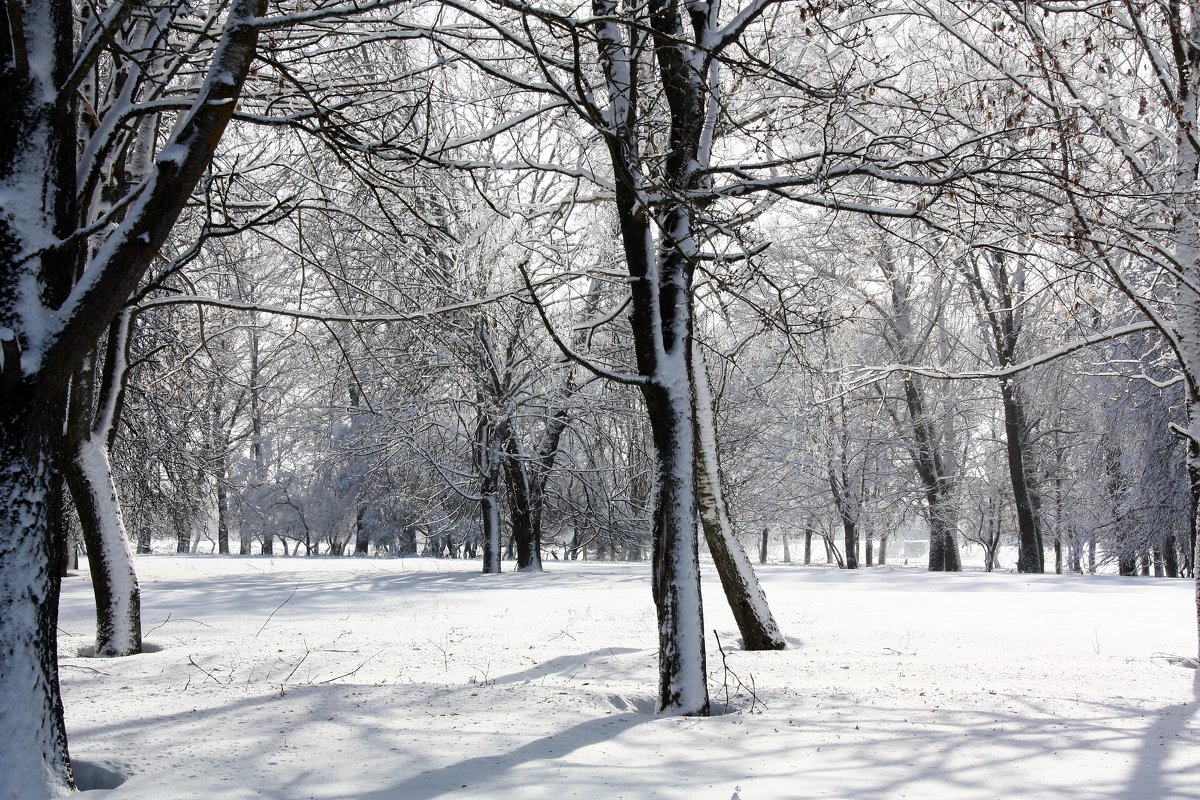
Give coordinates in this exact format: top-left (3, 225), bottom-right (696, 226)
top-left (2, 0), bottom-right (1200, 797)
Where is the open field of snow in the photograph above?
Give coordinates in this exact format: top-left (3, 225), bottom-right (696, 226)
top-left (58, 556), bottom-right (1199, 799)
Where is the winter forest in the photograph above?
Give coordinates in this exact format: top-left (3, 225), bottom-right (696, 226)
top-left (4, 0), bottom-right (1200, 797)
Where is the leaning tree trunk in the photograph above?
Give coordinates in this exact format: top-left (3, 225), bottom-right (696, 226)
top-left (692, 342), bottom-right (786, 650)
top-left (61, 436), bottom-right (142, 657)
top-left (63, 318), bottom-right (142, 657)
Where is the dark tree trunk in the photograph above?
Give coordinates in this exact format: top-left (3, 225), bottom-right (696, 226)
top-left (1001, 381), bottom-right (1044, 573)
top-left (502, 444), bottom-right (542, 572)
top-left (804, 529), bottom-right (813, 565)
top-left (355, 507), bottom-right (369, 555)
top-left (481, 470), bottom-right (502, 573)
top-left (865, 534), bottom-right (874, 567)
top-left (1166, 532), bottom-right (1181, 578)
top-left (759, 528), bottom-right (768, 564)
top-left (216, 478), bottom-right (230, 555)
top-left (175, 519), bottom-right (189, 554)
top-left (842, 518), bottom-right (858, 570)
top-left (901, 378), bottom-right (961, 572)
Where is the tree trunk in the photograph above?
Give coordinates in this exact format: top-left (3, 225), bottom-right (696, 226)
top-left (865, 534), bottom-right (874, 567)
top-left (804, 529), bottom-right (813, 565)
top-left (0, 431), bottom-right (74, 798)
top-left (878, 535), bottom-right (888, 565)
top-left (591, 0), bottom-right (713, 714)
top-left (842, 517), bottom-right (858, 569)
top-left (215, 438), bottom-right (230, 555)
top-left (216, 478), bottom-right (229, 555)
top-left (502, 445), bottom-right (543, 572)
top-left (782, 533), bottom-right (791, 564)
top-left (759, 528), bottom-right (769, 564)
top-left (642, 371), bottom-right (709, 713)
top-left (61, 437), bottom-right (142, 657)
top-left (691, 343), bottom-right (785, 650)
top-left (480, 470), bottom-right (502, 574)
top-left (355, 507), bottom-right (369, 555)
top-left (901, 378), bottom-right (961, 572)
top-left (1000, 382), bottom-right (1044, 573)
top-left (175, 518), bottom-right (190, 554)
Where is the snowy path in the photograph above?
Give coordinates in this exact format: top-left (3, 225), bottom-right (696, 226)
top-left (58, 557), bottom-right (1200, 799)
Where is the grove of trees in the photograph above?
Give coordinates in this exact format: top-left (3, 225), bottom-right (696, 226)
top-left (3, 0), bottom-right (1200, 796)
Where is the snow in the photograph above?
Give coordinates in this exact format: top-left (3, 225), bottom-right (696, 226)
top-left (57, 556), bottom-right (1199, 799)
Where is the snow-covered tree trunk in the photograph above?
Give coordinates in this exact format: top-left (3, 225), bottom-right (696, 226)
top-left (590, 0), bottom-right (714, 715)
top-left (63, 314), bottom-right (141, 657)
top-left (643, 357), bottom-right (709, 714)
top-left (691, 341), bottom-right (785, 650)
top-left (62, 436), bottom-right (142, 656)
top-left (0, 0), bottom-right (263, 788)
top-left (0, 432), bottom-right (73, 798)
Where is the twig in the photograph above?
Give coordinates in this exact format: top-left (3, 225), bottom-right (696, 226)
top-left (255, 582), bottom-right (301, 638)
top-left (283, 649), bottom-right (311, 684)
top-left (145, 613), bottom-right (213, 636)
top-left (60, 663), bottom-right (109, 675)
top-left (712, 630), bottom-right (766, 713)
top-left (188, 655), bottom-right (222, 685)
top-left (319, 649), bottom-right (385, 684)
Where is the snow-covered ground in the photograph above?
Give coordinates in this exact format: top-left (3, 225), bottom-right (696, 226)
top-left (58, 557), bottom-right (1199, 799)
